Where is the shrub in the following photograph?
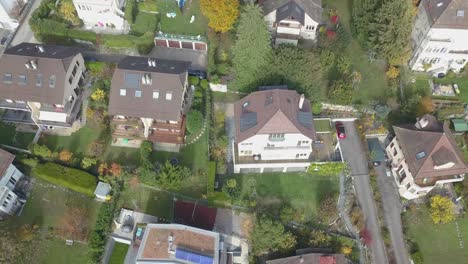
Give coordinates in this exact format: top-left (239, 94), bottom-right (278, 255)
top-left (307, 162), bottom-right (346, 176)
top-left (59, 150), bottom-right (73, 162)
top-left (85, 61), bottom-right (106, 76)
top-left (33, 162), bottom-right (98, 196)
top-left (311, 101), bottom-right (322, 115)
top-left (189, 76), bottom-right (200, 86)
top-left (207, 161), bottom-right (216, 194)
top-left (19, 158), bottom-right (38, 168)
top-left (30, 144), bottom-right (52, 158)
top-left (81, 157), bottom-right (98, 169)
top-left (200, 79), bottom-right (209, 90)
top-left (140, 140), bottom-right (153, 161)
top-left (216, 63), bottom-right (231, 76)
top-left (125, 0), bottom-right (137, 24)
top-left (131, 12), bottom-right (158, 36)
top-left (186, 110), bottom-right (204, 134)
top-left (67, 29), bottom-right (96, 42)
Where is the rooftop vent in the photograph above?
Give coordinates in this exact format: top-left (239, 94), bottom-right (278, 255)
top-left (415, 117), bottom-right (429, 129)
top-left (37, 45), bottom-right (45, 53)
top-left (30, 60), bottom-right (37, 70)
top-left (437, 2), bottom-right (443, 7)
top-left (147, 59), bottom-right (157, 67)
top-left (299, 94), bottom-right (305, 109)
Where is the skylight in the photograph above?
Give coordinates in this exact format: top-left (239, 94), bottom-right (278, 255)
top-left (457, 10), bottom-right (465, 17)
top-left (416, 151), bottom-right (427, 160)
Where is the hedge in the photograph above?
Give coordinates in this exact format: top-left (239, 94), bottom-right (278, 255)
top-left (207, 161), bottom-right (216, 194)
top-left (33, 162), bottom-right (98, 196)
top-left (307, 162), bottom-right (346, 176)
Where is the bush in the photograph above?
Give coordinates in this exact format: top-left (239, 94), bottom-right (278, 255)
top-left (200, 79), bottom-right (209, 90)
top-left (186, 110), bottom-right (204, 134)
top-left (207, 161), bottom-right (216, 194)
top-left (33, 162), bottom-right (98, 196)
top-left (18, 158), bottom-right (38, 168)
top-left (125, 0), bottom-right (137, 24)
top-left (30, 144), bottom-right (52, 158)
top-left (67, 29), bottom-right (96, 42)
top-left (411, 251), bottom-right (423, 264)
top-left (189, 76), bottom-right (200, 86)
top-left (86, 61), bottom-right (106, 76)
top-left (140, 141), bottom-right (152, 161)
top-left (312, 101), bottom-right (322, 115)
top-left (131, 12), bottom-right (158, 36)
top-left (102, 34), bottom-right (136, 48)
top-left (216, 63), bottom-right (231, 76)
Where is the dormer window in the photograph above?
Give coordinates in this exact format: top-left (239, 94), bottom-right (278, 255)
top-left (166, 92), bottom-right (172, 100)
top-left (49, 75), bottom-right (56, 88)
top-left (18, 74), bottom-right (27, 85)
top-left (3, 73), bottom-right (12, 83)
top-left (135, 90), bottom-right (142, 98)
top-left (120, 89), bottom-right (126, 96)
top-left (457, 10), bottom-right (465, 17)
top-left (153, 91), bottom-right (159, 99)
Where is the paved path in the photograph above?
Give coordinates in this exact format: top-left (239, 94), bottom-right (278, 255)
top-left (375, 164), bottom-right (410, 264)
top-left (339, 121), bottom-right (388, 264)
top-left (9, 0), bottom-right (41, 47)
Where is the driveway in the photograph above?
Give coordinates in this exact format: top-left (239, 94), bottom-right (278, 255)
top-left (150, 47), bottom-right (207, 71)
top-left (9, 0), bottom-right (42, 47)
top-left (375, 164), bottom-right (410, 264)
top-left (338, 121), bottom-right (388, 264)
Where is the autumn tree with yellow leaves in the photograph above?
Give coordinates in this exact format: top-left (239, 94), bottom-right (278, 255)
top-left (200, 0), bottom-right (239, 33)
top-left (430, 195), bottom-right (455, 224)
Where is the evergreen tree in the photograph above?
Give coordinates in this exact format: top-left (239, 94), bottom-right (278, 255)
top-left (352, 0), bottom-right (381, 46)
top-left (232, 4), bottom-right (272, 92)
top-left (368, 0), bottom-right (413, 64)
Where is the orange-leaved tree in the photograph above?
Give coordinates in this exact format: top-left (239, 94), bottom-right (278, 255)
top-left (200, 0), bottom-right (239, 33)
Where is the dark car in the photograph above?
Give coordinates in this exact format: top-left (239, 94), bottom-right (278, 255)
top-left (188, 69), bottom-right (207, 79)
top-left (335, 122), bottom-right (346, 139)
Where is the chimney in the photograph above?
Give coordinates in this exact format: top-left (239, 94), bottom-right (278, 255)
top-left (298, 94), bottom-right (305, 109)
top-left (141, 75), bottom-right (147, 85)
top-left (37, 45), bottom-right (45, 52)
top-left (147, 58), bottom-right (152, 67)
top-left (415, 117), bottom-right (429, 129)
top-left (151, 59), bottom-right (156, 67)
top-left (145, 74), bottom-right (152, 84)
top-left (25, 62), bottom-right (31, 69)
top-left (30, 60), bottom-right (37, 70)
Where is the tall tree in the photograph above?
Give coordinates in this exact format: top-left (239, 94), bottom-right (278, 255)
top-left (251, 217), bottom-right (296, 256)
top-left (232, 4), bottom-right (272, 92)
top-left (352, 0), bottom-right (381, 46)
top-left (430, 195), bottom-right (455, 224)
top-left (200, 0), bottom-right (239, 33)
top-left (368, 0), bottom-right (413, 64)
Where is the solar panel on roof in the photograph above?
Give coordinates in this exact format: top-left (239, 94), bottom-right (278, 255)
top-left (124, 72), bottom-right (140, 89)
top-left (297, 111), bottom-right (313, 128)
top-left (240, 112), bottom-right (257, 132)
top-left (175, 248), bottom-right (214, 264)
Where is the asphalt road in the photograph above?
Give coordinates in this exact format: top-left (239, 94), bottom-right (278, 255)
top-left (9, 0), bottom-right (41, 47)
top-left (375, 164), bottom-right (410, 264)
top-left (339, 121), bottom-right (388, 264)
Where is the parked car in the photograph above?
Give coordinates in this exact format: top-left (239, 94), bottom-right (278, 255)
top-left (453, 83), bottom-right (460, 94)
top-left (188, 69), bottom-right (207, 79)
top-left (335, 122), bottom-right (346, 139)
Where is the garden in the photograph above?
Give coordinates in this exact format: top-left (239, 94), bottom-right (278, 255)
top-left (109, 242), bottom-right (129, 264)
top-left (0, 122), bottom-right (35, 149)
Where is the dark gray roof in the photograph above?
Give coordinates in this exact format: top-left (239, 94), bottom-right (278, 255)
top-left (421, 0), bottom-right (468, 29)
top-left (261, 0), bottom-right (322, 24)
top-left (297, 111), bottom-right (313, 128)
top-left (4, 42), bottom-right (82, 60)
top-left (240, 112), bottom-right (258, 132)
top-left (108, 56), bottom-right (190, 121)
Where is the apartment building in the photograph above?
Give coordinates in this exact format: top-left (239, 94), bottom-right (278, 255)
top-left (0, 0), bottom-right (26, 30)
top-left (72, 0), bottom-right (127, 32)
top-left (233, 87), bottom-right (316, 173)
top-left (409, 0), bottom-right (468, 73)
top-left (386, 115), bottom-right (468, 200)
top-left (0, 43), bottom-right (86, 132)
top-left (260, 0), bottom-right (322, 46)
top-left (108, 56), bottom-right (191, 152)
top-left (0, 149), bottom-right (24, 216)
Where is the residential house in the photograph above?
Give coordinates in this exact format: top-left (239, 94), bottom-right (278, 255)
top-left (409, 0), bottom-right (468, 73)
top-left (386, 115), bottom-right (468, 200)
top-left (108, 56), bottom-right (191, 152)
top-left (266, 252), bottom-right (348, 264)
top-left (72, 0), bottom-right (128, 32)
top-left (0, 148), bottom-right (24, 216)
top-left (233, 87), bottom-right (316, 173)
top-left (0, 0), bottom-right (26, 30)
top-left (260, 0), bottom-right (322, 46)
top-left (135, 223), bottom-right (249, 264)
top-left (0, 43), bottom-right (86, 132)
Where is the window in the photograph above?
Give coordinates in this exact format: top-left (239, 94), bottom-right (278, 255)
top-left (49, 75), bottom-right (56, 88)
top-left (302, 141), bottom-right (308, 144)
top-left (153, 91), bottom-right (159, 99)
top-left (2, 201), bottom-right (7, 208)
top-left (3, 73), bottom-right (12, 83)
top-left (409, 188), bottom-right (416, 194)
top-left (9, 177), bottom-right (16, 185)
top-left (166, 92), bottom-right (172, 100)
top-left (120, 89), bottom-right (126, 96)
top-left (18, 74), bottom-right (26, 85)
top-left (6, 194), bottom-right (12, 201)
top-left (135, 90), bottom-right (142, 98)
top-left (36, 74), bottom-right (42, 87)
top-left (457, 10), bottom-right (465, 17)
top-left (244, 150), bottom-right (252, 155)
top-left (68, 75), bottom-right (73, 85)
top-left (269, 133), bottom-right (285, 141)
top-left (406, 183), bottom-right (411, 190)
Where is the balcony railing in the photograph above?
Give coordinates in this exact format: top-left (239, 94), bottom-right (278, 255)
top-left (264, 145), bottom-right (310, 150)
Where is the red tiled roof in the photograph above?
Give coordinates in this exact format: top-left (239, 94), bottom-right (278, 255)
top-left (320, 256), bottom-right (336, 264)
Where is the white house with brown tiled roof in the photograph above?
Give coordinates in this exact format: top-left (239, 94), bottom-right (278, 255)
top-left (233, 87), bottom-right (316, 173)
top-left (0, 149), bottom-right (24, 216)
top-left (386, 115), bottom-right (468, 200)
top-left (409, 0), bottom-right (468, 73)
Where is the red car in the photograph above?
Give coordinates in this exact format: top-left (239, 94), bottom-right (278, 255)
top-left (335, 122), bottom-right (346, 139)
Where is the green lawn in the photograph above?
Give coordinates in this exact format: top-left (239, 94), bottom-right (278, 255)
top-left (455, 135), bottom-right (468, 162)
top-left (434, 74), bottom-right (468, 102)
top-left (235, 172), bottom-right (340, 222)
top-left (404, 206), bottom-right (468, 264)
top-left (2, 178), bottom-right (101, 263)
top-left (156, 0), bottom-right (207, 36)
top-left (119, 184), bottom-right (174, 221)
top-left (0, 122), bottom-right (35, 149)
top-left (109, 242), bottom-right (129, 264)
top-left (138, 0), bottom-right (158, 12)
top-left (323, 0), bottom-right (390, 104)
top-left (39, 125), bottom-right (102, 154)
top-left (131, 12), bottom-right (158, 36)
top-left (211, 91), bottom-right (245, 103)
top-left (314, 119), bottom-right (331, 132)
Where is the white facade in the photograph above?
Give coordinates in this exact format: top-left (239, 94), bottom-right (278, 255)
top-left (410, 28), bottom-right (468, 73)
top-left (0, 0), bottom-right (25, 30)
top-left (73, 0), bottom-right (127, 32)
top-left (233, 133), bottom-right (313, 174)
top-left (386, 138), bottom-right (464, 200)
top-left (264, 10), bottom-right (319, 45)
top-left (0, 163), bottom-right (23, 215)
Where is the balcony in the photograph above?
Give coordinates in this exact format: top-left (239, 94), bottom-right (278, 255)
top-left (414, 174), bottom-right (464, 187)
top-left (0, 100), bottom-right (29, 111)
top-left (264, 145), bottom-right (310, 151)
top-left (148, 117), bottom-right (186, 145)
top-left (234, 144), bottom-right (312, 165)
top-left (111, 117), bottom-right (146, 140)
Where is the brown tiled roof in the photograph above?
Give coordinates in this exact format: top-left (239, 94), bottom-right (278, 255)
top-left (137, 224), bottom-right (218, 261)
top-left (393, 116), bottom-right (468, 181)
top-left (0, 148), bottom-right (15, 179)
top-left (422, 0), bottom-right (468, 29)
top-left (108, 56), bottom-right (190, 121)
top-left (0, 43), bottom-right (82, 105)
top-left (261, 0), bottom-right (322, 23)
top-left (234, 89), bottom-right (316, 143)
top-left (266, 253), bottom-right (346, 264)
